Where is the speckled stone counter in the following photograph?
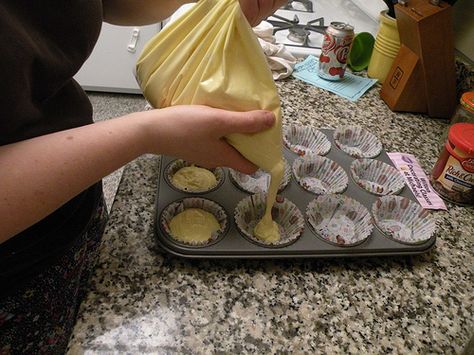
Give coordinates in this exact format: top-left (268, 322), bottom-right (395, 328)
top-left (68, 78), bottom-right (473, 354)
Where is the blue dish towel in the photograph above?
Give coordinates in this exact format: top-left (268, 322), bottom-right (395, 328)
top-left (292, 55), bottom-right (378, 102)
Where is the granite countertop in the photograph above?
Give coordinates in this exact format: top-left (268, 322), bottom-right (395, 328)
top-left (68, 77), bottom-right (473, 354)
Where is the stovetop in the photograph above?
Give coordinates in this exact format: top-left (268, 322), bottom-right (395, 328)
top-left (268, 0), bottom-right (380, 58)
top-left (281, 0), bottom-right (314, 12)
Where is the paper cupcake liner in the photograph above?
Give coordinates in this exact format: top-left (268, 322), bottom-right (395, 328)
top-left (164, 159), bottom-right (224, 194)
top-left (160, 197), bottom-right (229, 247)
top-left (283, 125), bottom-right (331, 156)
top-left (293, 155), bottom-right (348, 194)
top-left (306, 194), bottom-right (373, 246)
top-left (333, 126), bottom-right (382, 158)
top-left (372, 196), bottom-right (436, 245)
top-left (350, 159), bottom-right (405, 196)
top-left (229, 157), bottom-right (291, 194)
top-left (234, 193), bottom-right (305, 248)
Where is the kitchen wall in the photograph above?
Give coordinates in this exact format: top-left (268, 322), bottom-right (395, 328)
top-left (452, 0), bottom-right (474, 62)
top-left (350, 0), bottom-right (388, 22)
top-left (354, 0), bottom-right (473, 63)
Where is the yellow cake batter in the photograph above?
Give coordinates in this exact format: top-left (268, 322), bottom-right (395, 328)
top-left (227, 105), bottom-right (285, 243)
top-left (252, 161), bottom-right (284, 243)
top-left (171, 165), bottom-right (217, 191)
top-left (169, 208), bottom-right (220, 243)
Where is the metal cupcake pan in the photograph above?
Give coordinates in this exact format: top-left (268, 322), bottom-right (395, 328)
top-left (154, 128), bottom-right (436, 258)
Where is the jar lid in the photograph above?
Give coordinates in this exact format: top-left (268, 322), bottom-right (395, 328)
top-left (460, 91), bottom-right (474, 113)
top-left (448, 123), bottom-right (474, 155)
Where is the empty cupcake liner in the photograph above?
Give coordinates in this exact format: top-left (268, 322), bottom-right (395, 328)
top-left (372, 196), bottom-right (436, 245)
top-left (229, 157), bottom-right (291, 194)
top-left (292, 155), bottom-right (348, 194)
top-left (234, 193), bottom-right (305, 248)
top-left (283, 124), bottom-right (331, 156)
top-left (350, 159), bottom-right (405, 196)
top-left (333, 126), bottom-right (382, 158)
top-left (164, 159), bottom-right (224, 194)
top-left (160, 197), bottom-right (229, 247)
top-left (306, 194), bottom-right (373, 246)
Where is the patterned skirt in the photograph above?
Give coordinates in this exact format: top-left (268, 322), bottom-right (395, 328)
top-left (0, 198), bottom-right (108, 355)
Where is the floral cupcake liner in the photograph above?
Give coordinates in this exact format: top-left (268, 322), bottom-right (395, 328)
top-left (283, 124), bottom-right (331, 156)
top-left (160, 197), bottom-right (229, 247)
top-left (229, 157), bottom-right (291, 194)
top-left (333, 126), bottom-right (382, 158)
top-left (350, 159), bottom-right (405, 196)
top-left (372, 196), bottom-right (436, 245)
top-left (292, 155), bottom-right (348, 194)
top-left (164, 159), bottom-right (225, 194)
top-left (234, 193), bottom-right (305, 248)
top-left (306, 194), bottom-right (373, 246)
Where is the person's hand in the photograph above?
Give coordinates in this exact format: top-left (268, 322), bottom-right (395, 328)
top-left (239, 0), bottom-right (287, 27)
top-left (141, 105), bottom-right (275, 174)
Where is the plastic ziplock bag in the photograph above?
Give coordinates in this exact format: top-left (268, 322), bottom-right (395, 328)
top-left (136, 0), bottom-right (284, 241)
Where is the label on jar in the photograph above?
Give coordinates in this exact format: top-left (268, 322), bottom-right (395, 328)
top-left (436, 153), bottom-right (474, 196)
top-left (387, 152), bottom-right (447, 210)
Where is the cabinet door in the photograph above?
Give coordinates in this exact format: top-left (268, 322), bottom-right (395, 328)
top-left (75, 23), bottom-right (160, 94)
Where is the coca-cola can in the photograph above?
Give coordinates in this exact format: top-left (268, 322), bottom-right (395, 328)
top-left (318, 22), bottom-right (354, 81)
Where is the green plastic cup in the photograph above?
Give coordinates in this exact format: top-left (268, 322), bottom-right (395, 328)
top-left (348, 32), bottom-right (375, 72)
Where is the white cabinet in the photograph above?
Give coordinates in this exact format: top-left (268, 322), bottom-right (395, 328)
top-left (75, 23), bottom-right (161, 94)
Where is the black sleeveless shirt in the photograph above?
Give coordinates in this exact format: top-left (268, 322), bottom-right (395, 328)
top-left (0, 0), bottom-right (103, 292)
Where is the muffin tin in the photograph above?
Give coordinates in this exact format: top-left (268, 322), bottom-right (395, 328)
top-left (154, 128), bottom-right (436, 258)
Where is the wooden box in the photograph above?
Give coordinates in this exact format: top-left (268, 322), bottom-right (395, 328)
top-left (380, 0), bottom-right (456, 119)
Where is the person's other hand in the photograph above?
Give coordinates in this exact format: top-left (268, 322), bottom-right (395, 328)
top-left (239, 0), bottom-right (287, 27)
top-left (142, 105), bottom-right (275, 174)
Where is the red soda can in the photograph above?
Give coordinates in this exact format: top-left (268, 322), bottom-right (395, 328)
top-left (318, 22), bottom-right (354, 81)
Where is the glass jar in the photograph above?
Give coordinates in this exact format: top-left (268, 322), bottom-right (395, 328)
top-left (452, 91), bottom-right (474, 124)
top-left (440, 91), bottom-right (474, 146)
top-left (432, 123), bottom-right (474, 206)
